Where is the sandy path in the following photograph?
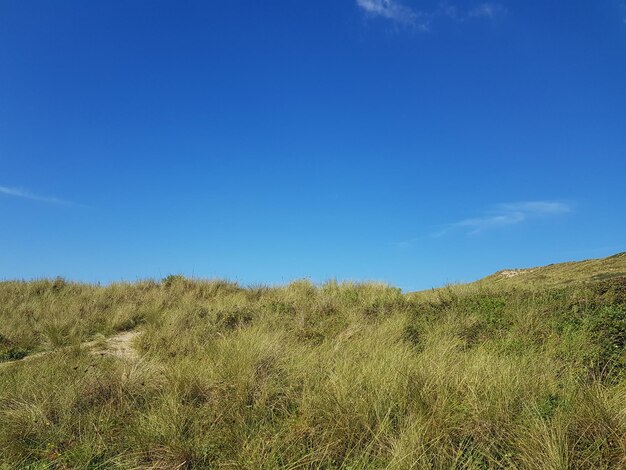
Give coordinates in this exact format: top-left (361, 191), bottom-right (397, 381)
top-left (0, 330), bottom-right (140, 369)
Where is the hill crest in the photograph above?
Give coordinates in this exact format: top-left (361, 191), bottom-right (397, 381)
top-left (478, 251), bottom-right (626, 288)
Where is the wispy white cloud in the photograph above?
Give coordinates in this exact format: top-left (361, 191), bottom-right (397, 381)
top-left (356, 0), bottom-right (417, 25)
top-left (468, 3), bottom-right (506, 19)
top-left (494, 201), bottom-right (571, 215)
top-left (356, 1), bottom-right (505, 29)
top-left (0, 185), bottom-right (78, 206)
top-left (434, 200), bottom-right (572, 237)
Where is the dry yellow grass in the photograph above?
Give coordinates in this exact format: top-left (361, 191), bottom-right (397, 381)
top-left (0, 263), bottom-right (625, 468)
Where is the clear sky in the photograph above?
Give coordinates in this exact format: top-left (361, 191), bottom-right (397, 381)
top-left (1, 1), bottom-right (625, 291)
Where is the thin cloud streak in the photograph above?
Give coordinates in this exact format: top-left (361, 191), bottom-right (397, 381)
top-left (356, 0), bottom-right (417, 25)
top-left (356, 0), bottom-right (506, 29)
top-left (469, 3), bottom-right (506, 18)
top-left (0, 185), bottom-right (79, 206)
top-left (434, 200), bottom-right (572, 237)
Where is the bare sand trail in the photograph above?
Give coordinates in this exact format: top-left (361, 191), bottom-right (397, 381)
top-left (0, 330), bottom-right (140, 369)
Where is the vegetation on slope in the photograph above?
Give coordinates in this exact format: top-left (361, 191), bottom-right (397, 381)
top-left (0, 264), bottom-right (625, 468)
top-left (476, 252), bottom-right (626, 289)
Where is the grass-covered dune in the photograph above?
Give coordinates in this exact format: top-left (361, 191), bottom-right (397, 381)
top-left (1, 257), bottom-right (625, 468)
top-left (473, 252), bottom-right (626, 290)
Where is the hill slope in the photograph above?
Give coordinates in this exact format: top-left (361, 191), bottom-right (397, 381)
top-left (476, 252), bottom-right (626, 289)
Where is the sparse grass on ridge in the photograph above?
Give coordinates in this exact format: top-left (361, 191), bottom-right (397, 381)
top-left (0, 258), bottom-right (625, 468)
top-left (474, 252), bottom-right (626, 290)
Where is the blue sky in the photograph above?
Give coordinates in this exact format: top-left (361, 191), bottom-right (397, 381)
top-left (1, 0), bottom-right (625, 291)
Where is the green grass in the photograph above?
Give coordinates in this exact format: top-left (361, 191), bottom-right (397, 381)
top-left (0, 258), bottom-right (625, 468)
top-left (473, 252), bottom-right (626, 290)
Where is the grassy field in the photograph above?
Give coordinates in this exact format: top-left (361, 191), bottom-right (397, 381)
top-left (1, 255), bottom-right (625, 468)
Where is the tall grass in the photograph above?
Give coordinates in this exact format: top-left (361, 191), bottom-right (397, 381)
top-left (0, 276), bottom-right (625, 468)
